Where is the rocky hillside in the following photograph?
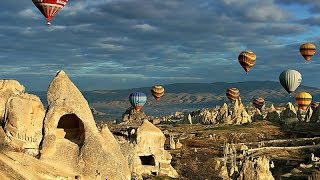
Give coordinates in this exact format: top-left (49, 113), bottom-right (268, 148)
top-left (31, 81), bottom-right (320, 120)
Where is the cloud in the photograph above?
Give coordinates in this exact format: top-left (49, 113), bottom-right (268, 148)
top-left (132, 24), bottom-right (157, 31)
top-left (0, 0), bottom-right (319, 90)
top-left (18, 9), bottom-right (41, 19)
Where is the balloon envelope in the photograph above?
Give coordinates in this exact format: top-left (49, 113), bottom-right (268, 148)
top-left (129, 92), bottom-right (147, 111)
top-left (295, 92), bottom-right (312, 110)
top-left (226, 88), bottom-right (240, 103)
top-left (300, 43), bottom-right (316, 62)
top-left (279, 70), bottom-right (302, 94)
top-left (32, 0), bottom-right (69, 25)
top-left (253, 97), bottom-right (265, 110)
top-left (238, 51), bottom-right (256, 74)
top-left (151, 85), bottom-right (165, 101)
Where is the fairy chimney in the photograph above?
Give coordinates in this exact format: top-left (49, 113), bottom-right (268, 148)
top-left (231, 98), bottom-right (251, 124)
top-left (310, 105), bottom-right (320, 123)
top-left (175, 139), bottom-right (183, 149)
top-left (3, 93), bottom-right (45, 156)
top-left (266, 104), bottom-right (280, 121)
top-left (39, 70), bottom-right (131, 179)
top-left (0, 80), bottom-right (25, 124)
top-left (216, 103), bottom-right (230, 124)
top-left (280, 102), bottom-right (298, 123)
top-left (304, 106), bottom-right (313, 122)
top-left (252, 109), bottom-right (264, 121)
top-left (238, 156), bottom-right (274, 180)
top-left (121, 107), bottom-right (148, 125)
top-left (128, 120), bottom-right (178, 179)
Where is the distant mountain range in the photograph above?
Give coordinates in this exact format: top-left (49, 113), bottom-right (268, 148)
top-left (31, 81), bottom-right (320, 121)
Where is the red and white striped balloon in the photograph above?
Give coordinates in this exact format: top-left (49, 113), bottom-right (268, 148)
top-left (32, 0), bottom-right (69, 25)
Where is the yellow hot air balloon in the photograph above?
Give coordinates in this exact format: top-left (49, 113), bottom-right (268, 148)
top-left (151, 85), bottom-right (165, 101)
top-left (238, 51), bottom-right (256, 74)
top-left (295, 92), bottom-right (312, 110)
top-left (300, 43), bottom-right (316, 62)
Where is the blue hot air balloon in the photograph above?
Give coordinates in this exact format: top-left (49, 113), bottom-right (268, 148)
top-left (129, 92), bottom-right (147, 111)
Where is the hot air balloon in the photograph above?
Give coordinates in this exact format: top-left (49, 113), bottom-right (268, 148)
top-left (32, 0), bottom-right (69, 25)
top-left (279, 70), bottom-right (302, 94)
top-left (295, 92), bottom-right (312, 110)
top-left (226, 88), bottom-right (240, 103)
top-left (253, 97), bottom-right (265, 111)
top-left (129, 92), bottom-right (147, 111)
top-left (310, 102), bottom-right (319, 111)
top-left (151, 85), bottom-right (165, 101)
top-left (300, 43), bottom-right (316, 62)
top-left (238, 51), bottom-right (256, 74)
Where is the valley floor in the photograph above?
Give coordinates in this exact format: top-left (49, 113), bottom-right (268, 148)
top-left (108, 121), bottom-right (320, 179)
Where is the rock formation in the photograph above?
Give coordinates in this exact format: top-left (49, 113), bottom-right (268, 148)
top-left (125, 120), bottom-right (179, 179)
top-left (0, 80), bottom-right (25, 124)
top-left (3, 93), bottom-right (45, 156)
top-left (175, 139), bottom-right (183, 149)
top-left (198, 108), bottom-right (217, 124)
top-left (187, 113), bottom-right (192, 124)
top-left (297, 108), bottom-right (305, 122)
top-left (311, 105), bottom-right (320, 123)
top-left (238, 156), bottom-right (274, 180)
top-left (122, 107), bottom-right (148, 125)
top-left (252, 109), bottom-right (264, 121)
top-left (231, 98), bottom-right (251, 124)
top-left (216, 103), bottom-right (230, 124)
top-left (39, 70), bottom-right (131, 179)
top-left (266, 104), bottom-right (280, 121)
top-left (169, 134), bottom-right (176, 150)
top-left (298, 106), bottom-right (313, 122)
top-left (280, 102), bottom-right (298, 123)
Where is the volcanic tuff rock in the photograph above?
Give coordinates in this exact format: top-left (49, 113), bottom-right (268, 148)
top-left (280, 102), bottom-right (298, 123)
top-left (252, 109), bottom-right (264, 121)
top-left (191, 108), bottom-right (218, 125)
top-left (238, 156), bottom-right (274, 180)
top-left (200, 109), bottom-right (218, 124)
top-left (187, 113), bottom-right (192, 124)
top-left (216, 103), bottom-right (230, 123)
top-left (266, 104), bottom-right (280, 121)
top-left (3, 93), bottom-right (45, 156)
top-left (40, 70), bottom-right (131, 179)
top-left (0, 80), bottom-right (25, 124)
top-left (311, 105), bottom-right (320, 123)
top-left (120, 120), bottom-right (178, 179)
top-left (231, 98), bottom-right (251, 124)
top-left (183, 100), bottom-right (251, 125)
top-left (122, 107), bottom-right (149, 125)
top-left (175, 139), bottom-right (183, 149)
top-left (169, 134), bottom-right (176, 150)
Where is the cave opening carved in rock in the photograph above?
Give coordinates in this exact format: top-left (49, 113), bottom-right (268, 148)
top-left (139, 155), bottom-right (156, 166)
top-left (57, 114), bottom-right (85, 146)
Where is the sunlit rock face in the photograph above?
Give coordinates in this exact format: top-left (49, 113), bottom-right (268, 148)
top-left (280, 102), bottom-right (298, 123)
top-left (40, 70), bottom-right (131, 180)
top-left (0, 80), bottom-right (25, 124)
top-left (3, 93), bottom-right (45, 156)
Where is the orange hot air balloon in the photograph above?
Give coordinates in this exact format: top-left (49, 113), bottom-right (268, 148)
top-left (226, 88), bottom-right (240, 103)
top-left (300, 43), bottom-right (316, 62)
top-left (32, 0), bottom-right (69, 25)
top-left (151, 85), bottom-right (165, 101)
top-left (295, 92), bottom-right (312, 110)
top-left (238, 51), bottom-right (256, 74)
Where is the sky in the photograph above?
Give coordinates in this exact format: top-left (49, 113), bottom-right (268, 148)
top-left (0, 0), bottom-right (320, 91)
